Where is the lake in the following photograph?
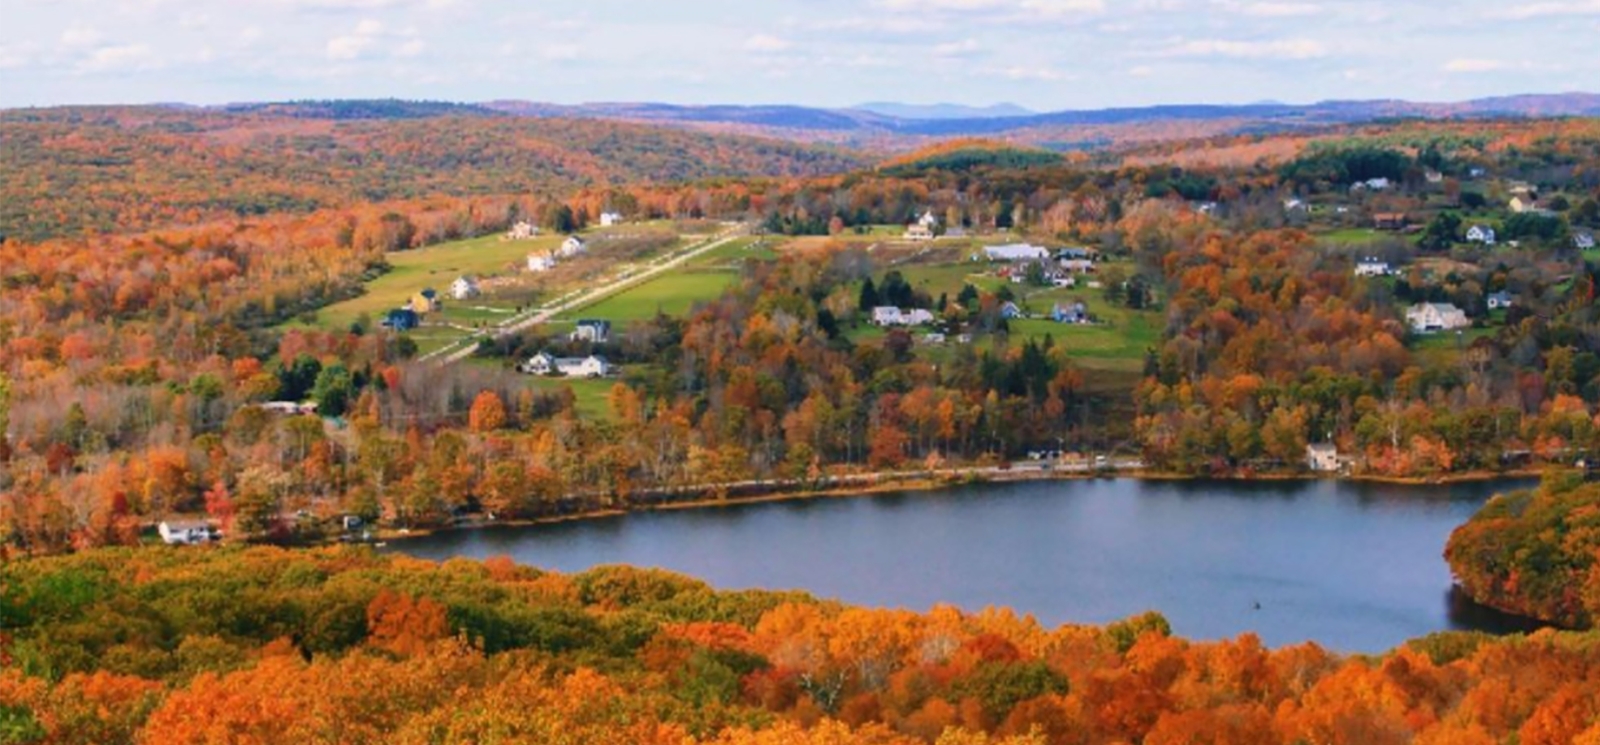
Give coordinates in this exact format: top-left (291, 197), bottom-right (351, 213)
top-left (387, 477), bottom-right (1543, 652)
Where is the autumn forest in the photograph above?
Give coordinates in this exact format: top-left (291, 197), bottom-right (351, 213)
top-left (7, 102), bottom-right (1600, 743)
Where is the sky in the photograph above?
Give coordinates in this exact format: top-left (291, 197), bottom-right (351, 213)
top-left (2, 0), bottom-right (1599, 110)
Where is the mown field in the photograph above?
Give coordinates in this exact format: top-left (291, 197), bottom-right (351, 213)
top-left (562, 271), bottom-right (739, 323)
top-left (292, 233), bottom-right (554, 333)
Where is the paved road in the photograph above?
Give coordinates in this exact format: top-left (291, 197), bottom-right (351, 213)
top-left (425, 226), bottom-right (749, 365)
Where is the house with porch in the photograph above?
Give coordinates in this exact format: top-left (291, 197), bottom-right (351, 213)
top-left (521, 352), bottom-right (611, 378)
top-left (1405, 302), bottom-right (1470, 333)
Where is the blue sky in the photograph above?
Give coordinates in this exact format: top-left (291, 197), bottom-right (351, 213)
top-left (1, 0), bottom-right (1597, 110)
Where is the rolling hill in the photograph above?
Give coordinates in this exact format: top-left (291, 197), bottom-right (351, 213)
top-left (0, 106), bottom-right (866, 241)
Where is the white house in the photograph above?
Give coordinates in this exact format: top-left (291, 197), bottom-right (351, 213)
top-left (559, 236), bottom-right (587, 257)
top-left (983, 243), bottom-right (1051, 262)
top-left (999, 301), bottom-right (1023, 320)
top-left (1306, 444), bottom-right (1340, 473)
top-left (871, 307), bottom-right (934, 326)
top-left (527, 253), bottom-right (557, 272)
top-left (1405, 302), bottom-right (1470, 334)
top-left (258, 401), bottom-right (318, 416)
top-left (1424, 169), bottom-right (1444, 184)
top-left (159, 520), bottom-right (217, 546)
top-left (1059, 258), bottom-right (1096, 274)
top-left (1510, 196), bottom-right (1541, 214)
top-left (570, 319), bottom-right (612, 343)
top-left (1577, 232), bottom-right (1597, 250)
top-left (599, 211), bottom-right (624, 227)
top-left (1283, 198), bottom-right (1307, 212)
top-left (521, 352), bottom-right (611, 378)
top-left (1354, 258), bottom-right (1392, 278)
top-left (450, 276), bottom-right (481, 300)
top-left (872, 307), bottom-right (904, 326)
top-left (904, 223), bottom-right (936, 241)
top-left (1466, 225), bottom-right (1496, 245)
top-left (1351, 177), bottom-right (1390, 192)
top-left (507, 221), bottom-right (539, 240)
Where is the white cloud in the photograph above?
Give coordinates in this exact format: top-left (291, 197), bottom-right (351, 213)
top-left (1488, 1), bottom-right (1600, 19)
top-left (541, 44), bottom-right (581, 62)
top-left (935, 39), bottom-right (983, 58)
top-left (0, 44), bottom-right (33, 70)
top-left (876, 0), bottom-right (1103, 15)
top-left (985, 65), bottom-right (1070, 81)
top-left (78, 43), bottom-right (157, 73)
top-left (1443, 58), bottom-right (1507, 73)
top-left (1163, 37), bottom-right (1328, 60)
top-left (744, 34), bottom-right (792, 53)
top-left (1214, 1), bottom-right (1322, 17)
top-left (61, 24), bottom-right (104, 48)
top-left (325, 18), bottom-right (425, 61)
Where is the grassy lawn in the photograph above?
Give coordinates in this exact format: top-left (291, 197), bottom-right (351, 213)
top-left (1316, 228), bottom-right (1386, 245)
top-left (526, 376), bottom-right (620, 420)
top-left (1412, 327), bottom-right (1495, 354)
top-left (294, 233), bottom-right (559, 332)
top-left (686, 237), bottom-right (777, 270)
top-left (896, 263), bottom-right (1002, 298)
top-left (562, 271), bottom-right (738, 323)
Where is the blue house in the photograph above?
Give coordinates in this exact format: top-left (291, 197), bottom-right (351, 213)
top-left (382, 308), bottom-right (420, 331)
top-left (1052, 301), bottom-right (1089, 324)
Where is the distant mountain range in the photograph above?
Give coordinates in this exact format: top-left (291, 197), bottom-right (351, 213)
top-left (478, 93), bottom-right (1600, 142)
top-left (851, 102), bottom-right (1037, 120)
top-left (141, 92), bottom-right (1600, 151)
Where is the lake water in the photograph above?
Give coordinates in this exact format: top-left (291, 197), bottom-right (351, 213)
top-left (387, 477), bottom-right (1543, 652)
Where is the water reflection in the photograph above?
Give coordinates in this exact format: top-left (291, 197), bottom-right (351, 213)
top-left (1445, 586), bottom-right (1549, 636)
top-left (389, 477), bottom-right (1544, 653)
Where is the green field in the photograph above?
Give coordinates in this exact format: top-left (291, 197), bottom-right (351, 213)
top-left (896, 262), bottom-right (1000, 297)
top-left (297, 233), bottom-right (557, 332)
top-left (562, 271), bottom-right (738, 323)
top-left (524, 376), bottom-right (618, 420)
top-left (1316, 228), bottom-right (1387, 245)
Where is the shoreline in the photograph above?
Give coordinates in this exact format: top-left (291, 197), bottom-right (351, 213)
top-left (374, 466), bottom-right (1542, 545)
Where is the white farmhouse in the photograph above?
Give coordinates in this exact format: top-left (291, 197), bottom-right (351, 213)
top-left (1577, 232), bottom-right (1597, 250)
top-left (1405, 302), bottom-right (1470, 334)
top-left (559, 236), bottom-right (587, 258)
top-left (159, 520), bottom-right (217, 546)
top-left (570, 319), bottom-right (612, 343)
top-left (507, 221), bottom-right (539, 240)
top-left (1354, 258), bottom-right (1392, 278)
top-left (872, 307), bottom-right (904, 326)
top-left (521, 352), bottom-right (611, 378)
top-left (1466, 225), bottom-right (1496, 245)
top-left (527, 253), bottom-right (557, 272)
top-left (1306, 444), bottom-right (1340, 473)
top-left (450, 276), bottom-right (481, 300)
top-left (983, 243), bottom-right (1051, 262)
top-left (599, 212), bottom-right (624, 227)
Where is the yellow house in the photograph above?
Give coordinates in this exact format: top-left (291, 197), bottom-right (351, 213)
top-left (410, 288), bottom-right (441, 314)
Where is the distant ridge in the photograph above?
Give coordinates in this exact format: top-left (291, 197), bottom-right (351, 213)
top-left (476, 92), bottom-right (1600, 137)
top-left (852, 102), bottom-right (1036, 120)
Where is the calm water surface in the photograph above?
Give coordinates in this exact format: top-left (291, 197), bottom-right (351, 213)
top-left (388, 478), bottom-right (1541, 652)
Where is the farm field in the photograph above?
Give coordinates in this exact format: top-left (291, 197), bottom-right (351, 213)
top-left (293, 233), bottom-right (556, 333)
top-left (1315, 228), bottom-right (1387, 245)
top-left (560, 270), bottom-right (738, 323)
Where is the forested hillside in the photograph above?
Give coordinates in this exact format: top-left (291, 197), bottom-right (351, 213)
top-left (0, 107), bottom-right (864, 241)
top-left (1447, 474), bottom-right (1600, 628)
top-left (4, 546), bottom-right (1600, 744)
